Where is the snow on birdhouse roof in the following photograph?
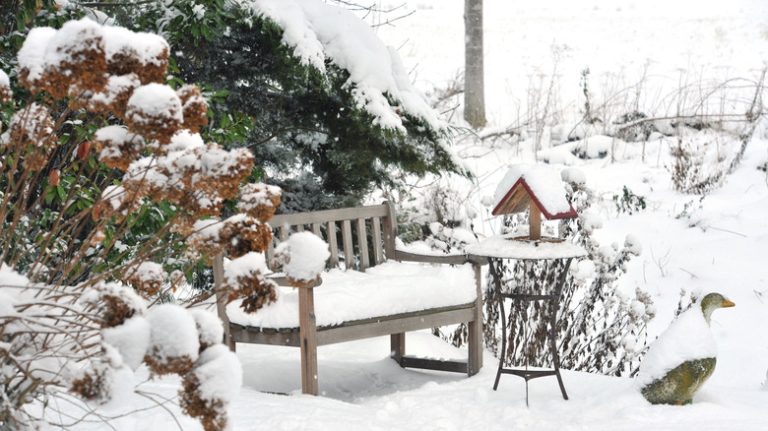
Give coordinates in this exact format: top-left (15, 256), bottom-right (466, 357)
top-left (491, 164), bottom-right (577, 219)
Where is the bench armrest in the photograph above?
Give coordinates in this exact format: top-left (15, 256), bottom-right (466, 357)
top-left (267, 274), bottom-right (323, 288)
top-left (393, 250), bottom-right (486, 266)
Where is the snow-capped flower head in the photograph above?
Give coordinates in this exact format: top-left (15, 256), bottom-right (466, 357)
top-left (102, 25), bottom-right (169, 85)
top-left (190, 310), bottom-right (225, 351)
top-left (85, 73), bottom-right (141, 118)
top-left (125, 261), bottom-right (167, 299)
top-left (144, 304), bottom-right (200, 375)
top-left (237, 182), bottom-right (282, 223)
top-left (273, 231), bottom-right (330, 286)
top-left (79, 281), bottom-right (148, 328)
top-left (196, 145), bottom-right (254, 200)
top-left (125, 83), bottom-right (183, 145)
top-left (224, 252), bottom-right (277, 313)
top-left (217, 214), bottom-right (272, 257)
top-left (43, 18), bottom-right (108, 97)
top-left (101, 315), bottom-right (151, 370)
top-left (176, 84), bottom-right (208, 132)
top-left (93, 125), bottom-right (145, 171)
top-left (17, 27), bottom-right (56, 92)
top-left (179, 344), bottom-right (242, 431)
top-left (5, 103), bottom-right (56, 169)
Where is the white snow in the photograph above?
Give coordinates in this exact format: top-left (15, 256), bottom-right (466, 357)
top-left (44, 18), bottom-right (104, 68)
top-left (19, 3), bottom-right (768, 429)
top-left (273, 231), bottom-right (330, 282)
top-left (227, 261), bottom-right (476, 328)
top-left (465, 234), bottom-right (588, 260)
top-left (167, 129), bottom-right (206, 152)
top-left (636, 304), bottom-right (717, 386)
top-left (561, 167), bottom-right (586, 185)
top-left (0, 69), bottom-right (9, 88)
top-left (132, 261), bottom-right (165, 283)
top-left (225, 252), bottom-right (269, 285)
top-left (102, 25), bottom-right (168, 66)
top-left (90, 73), bottom-right (140, 105)
top-left (191, 344), bottom-right (243, 403)
top-left (190, 310), bottom-right (224, 348)
top-left (235, 0), bottom-right (442, 132)
top-left (492, 164), bottom-right (575, 217)
top-left (146, 304), bottom-right (200, 362)
top-left (17, 27), bottom-right (57, 81)
top-left (126, 83), bottom-right (183, 121)
top-left (101, 316), bottom-right (150, 370)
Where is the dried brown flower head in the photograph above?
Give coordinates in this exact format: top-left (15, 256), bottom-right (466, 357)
top-left (80, 282), bottom-right (147, 329)
top-left (88, 73), bottom-right (141, 119)
top-left (218, 215), bottom-right (272, 257)
top-left (103, 27), bottom-right (169, 85)
top-left (92, 125), bottom-right (145, 171)
top-left (180, 371), bottom-right (227, 431)
top-left (6, 103), bottom-right (57, 169)
top-left (177, 85), bottom-right (208, 133)
top-left (144, 351), bottom-right (195, 376)
top-left (237, 183), bottom-right (282, 223)
top-left (125, 84), bottom-right (183, 145)
top-left (125, 261), bottom-right (167, 299)
top-left (70, 366), bottom-right (111, 402)
top-left (195, 146), bottom-right (255, 200)
top-left (43, 19), bottom-right (108, 97)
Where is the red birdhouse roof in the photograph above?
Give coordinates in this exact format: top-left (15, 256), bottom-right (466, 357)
top-left (491, 165), bottom-right (578, 219)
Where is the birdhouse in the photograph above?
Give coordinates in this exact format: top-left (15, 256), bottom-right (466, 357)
top-left (491, 165), bottom-right (578, 241)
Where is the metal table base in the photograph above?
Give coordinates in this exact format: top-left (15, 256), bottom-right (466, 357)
top-left (488, 257), bottom-right (572, 405)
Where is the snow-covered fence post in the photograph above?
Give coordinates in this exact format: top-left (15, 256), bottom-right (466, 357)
top-left (273, 232), bottom-right (330, 395)
top-left (213, 253), bottom-right (235, 351)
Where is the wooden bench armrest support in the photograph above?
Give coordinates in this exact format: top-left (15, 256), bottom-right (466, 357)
top-left (392, 250), bottom-right (469, 265)
top-left (393, 250), bottom-right (489, 266)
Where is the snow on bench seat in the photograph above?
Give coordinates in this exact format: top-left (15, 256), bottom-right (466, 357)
top-left (226, 261), bottom-right (476, 329)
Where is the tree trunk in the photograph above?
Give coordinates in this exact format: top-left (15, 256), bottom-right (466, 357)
top-left (464, 0), bottom-right (487, 129)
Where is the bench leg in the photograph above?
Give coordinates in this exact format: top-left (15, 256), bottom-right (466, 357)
top-left (468, 263), bottom-right (484, 376)
top-left (391, 333), bottom-right (405, 366)
top-left (299, 287), bottom-right (319, 395)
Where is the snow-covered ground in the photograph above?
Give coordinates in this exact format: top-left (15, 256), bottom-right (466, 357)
top-left (64, 1), bottom-right (768, 429)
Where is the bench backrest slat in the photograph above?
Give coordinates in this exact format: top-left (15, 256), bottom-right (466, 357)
top-left (356, 218), bottom-right (369, 270)
top-left (327, 221), bottom-right (339, 266)
top-left (267, 202), bottom-right (395, 271)
top-left (371, 216), bottom-right (384, 265)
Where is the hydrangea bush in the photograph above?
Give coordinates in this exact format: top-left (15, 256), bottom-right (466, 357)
top-left (0, 19), bottom-right (281, 430)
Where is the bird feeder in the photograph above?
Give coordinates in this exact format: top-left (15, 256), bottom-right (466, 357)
top-left (491, 165), bottom-right (578, 241)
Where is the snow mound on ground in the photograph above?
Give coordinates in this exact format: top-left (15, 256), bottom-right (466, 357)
top-left (275, 231), bottom-right (330, 281)
top-left (493, 164), bottom-right (573, 216)
top-left (235, 0), bottom-right (442, 132)
top-left (636, 305), bottom-right (717, 386)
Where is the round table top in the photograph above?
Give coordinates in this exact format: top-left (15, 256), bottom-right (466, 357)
top-left (465, 234), bottom-right (587, 260)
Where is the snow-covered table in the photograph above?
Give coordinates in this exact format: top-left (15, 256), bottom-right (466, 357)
top-left (466, 234), bottom-right (586, 404)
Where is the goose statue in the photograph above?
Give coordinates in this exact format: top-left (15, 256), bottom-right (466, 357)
top-left (637, 292), bottom-right (735, 405)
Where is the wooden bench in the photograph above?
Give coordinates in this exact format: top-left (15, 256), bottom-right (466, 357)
top-left (220, 202), bottom-right (483, 395)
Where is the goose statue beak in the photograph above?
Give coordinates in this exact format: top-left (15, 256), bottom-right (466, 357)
top-left (722, 298), bottom-right (736, 308)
